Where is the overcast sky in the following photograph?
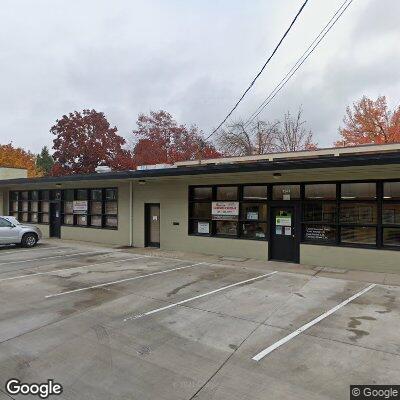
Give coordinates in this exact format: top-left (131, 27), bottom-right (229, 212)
top-left (1, 0), bottom-right (399, 153)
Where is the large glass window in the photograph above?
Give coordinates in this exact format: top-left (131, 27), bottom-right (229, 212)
top-left (341, 226), bottom-right (376, 245)
top-left (384, 182), bottom-right (400, 200)
top-left (341, 182), bottom-right (376, 200)
top-left (340, 203), bottom-right (377, 224)
top-left (243, 186), bottom-right (268, 200)
top-left (9, 190), bottom-right (50, 224)
top-left (383, 227), bottom-right (400, 247)
top-left (305, 184), bottom-right (336, 200)
top-left (189, 185), bottom-right (267, 240)
top-left (303, 203), bottom-right (337, 223)
top-left (216, 186), bottom-right (237, 201)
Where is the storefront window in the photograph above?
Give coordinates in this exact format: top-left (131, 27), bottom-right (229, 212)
top-left (340, 203), bottom-right (377, 224)
top-left (216, 220), bottom-right (237, 236)
top-left (341, 182), bottom-right (376, 199)
top-left (382, 204), bottom-right (400, 224)
top-left (305, 184), bottom-right (336, 200)
top-left (383, 182), bottom-right (400, 200)
top-left (383, 227), bottom-right (400, 247)
top-left (216, 186), bottom-right (237, 201)
top-left (191, 203), bottom-right (211, 219)
top-left (303, 225), bottom-right (337, 242)
top-left (192, 187), bottom-right (212, 200)
top-left (241, 203), bottom-right (267, 221)
top-left (272, 185), bottom-right (300, 200)
top-left (341, 226), bottom-right (376, 245)
top-left (241, 222), bottom-right (267, 239)
top-left (190, 221), bottom-right (211, 235)
top-left (303, 203), bottom-right (336, 223)
top-left (243, 186), bottom-right (268, 200)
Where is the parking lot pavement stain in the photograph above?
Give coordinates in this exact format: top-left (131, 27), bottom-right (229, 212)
top-left (376, 294), bottom-right (396, 314)
top-left (347, 316), bottom-right (376, 342)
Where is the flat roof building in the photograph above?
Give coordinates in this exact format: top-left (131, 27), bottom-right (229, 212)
top-left (1, 143), bottom-right (400, 272)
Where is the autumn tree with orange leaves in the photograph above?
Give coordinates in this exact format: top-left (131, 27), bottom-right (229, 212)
top-left (0, 143), bottom-right (42, 177)
top-left (132, 110), bottom-right (220, 165)
top-left (336, 96), bottom-right (400, 147)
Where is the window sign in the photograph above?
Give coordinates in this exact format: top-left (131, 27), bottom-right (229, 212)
top-left (247, 211), bottom-right (259, 220)
top-left (285, 227), bottom-right (292, 236)
top-left (212, 202), bottom-right (239, 220)
top-left (275, 212), bottom-right (292, 227)
top-left (197, 222), bottom-right (210, 234)
top-left (73, 200), bottom-right (88, 214)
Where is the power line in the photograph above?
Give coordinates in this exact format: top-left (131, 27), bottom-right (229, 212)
top-left (204, 0), bottom-right (309, 141)
top-left (244, 0), bottom-right (354, 126)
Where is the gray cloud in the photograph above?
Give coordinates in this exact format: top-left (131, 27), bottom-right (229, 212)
top-left (0, 0), bottom-right (399, 153)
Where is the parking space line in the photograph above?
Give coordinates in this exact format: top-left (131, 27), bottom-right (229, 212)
top-left (45, 262), bottom-right (208, 299)
top-left (0, 250), bottom-right (108, 266)
top-left (123, 271), bottom-right (278, 322)
top-left (0, 256), bottom-right (146, 282)
top-left (252, 283), bottom-right (377, 362)
top-left (0, 245), bottom-right (65, 255)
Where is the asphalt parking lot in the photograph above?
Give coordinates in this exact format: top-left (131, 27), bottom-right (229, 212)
top-left (0, 241), bottom-right (399, 400)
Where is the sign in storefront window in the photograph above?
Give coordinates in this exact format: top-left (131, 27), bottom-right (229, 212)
top-left (212, 201), bottom-right (239, 220)
top-left (73, 200), bottom-right (88, 214)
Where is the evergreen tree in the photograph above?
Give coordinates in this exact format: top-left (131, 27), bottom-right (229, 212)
top-left (36, 146), bottom-right (54, 175)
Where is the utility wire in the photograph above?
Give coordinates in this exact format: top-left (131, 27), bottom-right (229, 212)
top-left (204, 0), bottom-right (309, 141)
top-left (244, 0), bottom-right (354, 126)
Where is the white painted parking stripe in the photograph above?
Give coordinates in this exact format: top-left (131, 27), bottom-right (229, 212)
top-left (0, 250), bottom-right (107, 266)
top-left (0, 245), bottom-right (65, 255)
top-left (46, 262), bottom-right (208, 298)
top-left (252, 283), bottom-right (376, 362)
top-left (0, 256), bottom-right (146, 282)
top-left (124, 271), bottom-right (278, 322)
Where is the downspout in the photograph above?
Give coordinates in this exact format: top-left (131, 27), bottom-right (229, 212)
top-left (129, 180), bottom-right (133, 247)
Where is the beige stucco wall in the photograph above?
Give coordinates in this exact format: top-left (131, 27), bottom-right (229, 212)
top-left (0, 167), bottom-right (27, 180)
top-left (301, 244), bottom-right (400, 273)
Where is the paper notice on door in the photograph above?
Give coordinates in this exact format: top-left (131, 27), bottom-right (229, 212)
top-left (152, 216), bottom-right (158, 221)
top-left (285, 227), bottom-right (292, 236)
top-left (276, 226), bottom-right (283, 235)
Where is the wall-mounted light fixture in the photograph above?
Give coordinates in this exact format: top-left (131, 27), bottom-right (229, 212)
top-left (138, 180), bottom-right (146, 185)
top-left (272, 173), bottom-right (282, 180)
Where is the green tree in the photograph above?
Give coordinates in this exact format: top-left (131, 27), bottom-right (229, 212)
top-left (36, 146), bottom-right (54, 175)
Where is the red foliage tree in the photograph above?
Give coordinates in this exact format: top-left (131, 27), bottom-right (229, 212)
top-left (335, 96), bottom-right (400, 147)
top-left (51, 109), bottom-right (134, 175)
top-left (132, 110), bottom-right (220, 165)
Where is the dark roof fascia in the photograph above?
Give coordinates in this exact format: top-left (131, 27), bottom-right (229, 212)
top-left (1, 152), bottom-right (400, 186)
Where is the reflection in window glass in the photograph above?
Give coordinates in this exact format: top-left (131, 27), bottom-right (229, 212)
top-left (90, 215), bottom-right (102, 227)
top-left (12, 201), bottom-right (18, 212)
top-left (382, 204), bottom-right (400, 224)
top-left (77, 214), bottom-right (88, 226)
top-left (340, 203), bottom-right (377, 224)
top-left (303, 203), bottom-right (337, 223)
top-left (76, 190), bottom-right (88, 201)
top-left (241, 203), bottom-right (267, 220)
top-left (31, 213), bottom-right (38, 223)
top-left (241, 222), bottom-right (267, 239)
top-left (384, 182), bottom-right (400, 200)
top-left (105, 202), bottom-right (117, 215)
top-left (31, 191), bottom-right (39, 201)
top-left (21, 191), bottom-right (29, 200)
top-left (41, 213), bottom-right (49, 223)
top-left (31, 202), bottom-right (38, 212)
top-left (303, 225), bottom-right (337, 242)
top-left (383, 227), bottom-right (400, 247)
top-left (106, 189), bottom-right (117, 200)
top-left (192, 187), bottom-right (212, 200)
top-left (243, 186), bottom-right (268, 200)
top-left (64, 201), bottom-right (73, 213)
top-left (216, 186), bottom-right (237, 201)
top-left (91, 189), bottom-right (102, 201)
top-left (305, 184), bottom-right (336, 200)
top-left (105, 216), bottom-right (118, 228)
top-left (341, 183), bottom-right (376, 199)
top-left (63, 214), bottom-right (74, 225)
top-left (22, 201), bottom-right (28, 212)
top-left (91, 202), bottom-right (102, 214)
top-left (41, 202), bottom-right (49, 213)
top-left (22, 213), bottom-right (29, 222)
top-left (272, 185), bottom-right (300, 200)
top-left (341, 226), bottom-right (376, 245)
top-left (191, 203), bottom-right (211, 219)
top-left (216, 220), bottom-right (237, 236)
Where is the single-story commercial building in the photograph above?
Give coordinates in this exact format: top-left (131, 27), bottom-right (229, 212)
top-left (1, 143), bottom-right (400, 271)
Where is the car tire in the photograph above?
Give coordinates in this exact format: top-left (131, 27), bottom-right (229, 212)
top-left (21, 233), bottom-right (38, 248)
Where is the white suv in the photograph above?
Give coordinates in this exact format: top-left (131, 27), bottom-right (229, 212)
top-left (0, 216), bottom-right (42, 247)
